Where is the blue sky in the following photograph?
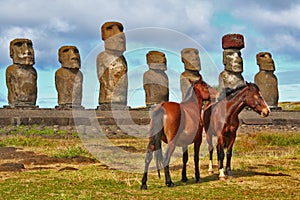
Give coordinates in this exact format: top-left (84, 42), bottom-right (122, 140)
top-left (0, 0), bottom-right (299, 108)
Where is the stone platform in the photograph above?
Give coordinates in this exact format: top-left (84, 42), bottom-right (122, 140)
top-left (0, 108), bottom-right (299, 127)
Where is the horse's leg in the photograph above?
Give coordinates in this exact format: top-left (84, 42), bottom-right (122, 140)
top-left (206, 132), bottom-right (214, 175)
top-left (181, 146), bottom-right (188, 182)
top-left (141, 143), bottom-right (154, 190)
top-left (217, 137), bottom-right (226, 180)
top-left (163, 142), bottom-right (176, 187)
top-left (194, 139), bottom-right (202, 183)
top-left (225, 133), bottom-right (236, 178)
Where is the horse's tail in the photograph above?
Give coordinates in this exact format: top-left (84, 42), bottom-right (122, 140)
top-left (149, 103), bottom-right (165, 178)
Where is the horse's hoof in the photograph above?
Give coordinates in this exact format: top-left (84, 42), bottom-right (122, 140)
top-left (181, 177), bottom-right (188, 182)
top-left (227, 175), bottom-right (233, 179)
top-left (140, 184), bottom-right (147, 190)
top-left (219, 176), bottom-right (227, 181)
top-left (208, 170), bottom-right (214, 175)
top-left (195, 178), bottom-right (202, 183)
top-left (226, 171), bottom-right (233, 177)
top-left (167, 182), bottom-right (176, 187)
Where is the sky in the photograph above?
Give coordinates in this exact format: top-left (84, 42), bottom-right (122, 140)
top-left (0, 0), bottom-right (300, 108)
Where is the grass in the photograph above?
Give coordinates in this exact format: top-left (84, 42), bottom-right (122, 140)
top-left (0, 128), bottom-right (299, 199)
top-left (0, 125), bottom-right (78, 137)
top-left (52, 146), bottom-right (90, 159)
top-left (256, 132), bottom-right (300, 146)
top-left (278, 102), bottom-right (300, 110)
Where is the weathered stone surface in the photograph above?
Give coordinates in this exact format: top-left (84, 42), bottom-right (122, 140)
top-left (181, 48), bottom-right (201, 71)
top-left (146, 50), bottom-right (167, 71)
top-left (256, 52), bottom-right (275, 71)
top-left (143, 51), bottom-right (168, 106)
top-left (222, 33), bottom-right (244, 50)
top-left (222, 49), bottom-right (243, 73)
top-left (0, 109), bottom-right (299, 127)
top-left (97, 21), bottom-right (128, 109)
top-left (55, 46), bottom-right (83, 109)
top-left (219, 34), bottom-right (245, 90)
top-left (254, 52), bottom-right (279, 108)
top-left (219, 70), bottom-right (245, 90)
top-left (6, 38), bottom-right (37, 108)
top-left (180, 48), bottom-right (202, 100)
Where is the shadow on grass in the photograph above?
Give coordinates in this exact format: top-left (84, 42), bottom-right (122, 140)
top-left (171, 169), bottom-right (291, 187)
top-left (232, 169), bottom-right (291, 178)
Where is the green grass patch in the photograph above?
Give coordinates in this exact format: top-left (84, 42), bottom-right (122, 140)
top-left (256, 132), bottom-right (300, 146)
top-left (0, 135), bottom-right (55, 147)
top-left (0, 125), bottom-right (78, 137)
top-left (235, 132), bottom-right (300, 154)
top-left (278, 102), bottom-right (300, 110)
top-left (52, 146), bottom-right (89, 159)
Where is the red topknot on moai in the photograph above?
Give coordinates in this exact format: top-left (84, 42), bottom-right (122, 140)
top-left (219, 33), bottom-right (245, 91)
top-left (222, 33), bottom-right (245, 50)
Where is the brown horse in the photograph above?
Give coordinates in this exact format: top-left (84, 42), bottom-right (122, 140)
top-left (140, 78), bottom-right (219, 189)
top-left (203, 82), bottom-right (270, 180)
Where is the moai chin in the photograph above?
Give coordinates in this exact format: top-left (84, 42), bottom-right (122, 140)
top-left (97, 21), bottom-right (128, 110)
top-left (219, 34), bottom-right (245, 92)
top-left (5, 38), bottom-right (38, 109)
top-left (180, 48), bottom-right (202, 100)
top-left (254, 52), bottom-right (279, 109)
top-left (143, 51), bottom-right (169, 107)
top-left (55, 45), bottom-right (83, 110)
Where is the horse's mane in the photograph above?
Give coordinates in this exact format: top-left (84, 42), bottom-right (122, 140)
top-left (182, 81), bottom-right (197, 102)
top-left (218, 84), bottom-right (247, 101)
top-left (218, 82), bottom-right (259, 101)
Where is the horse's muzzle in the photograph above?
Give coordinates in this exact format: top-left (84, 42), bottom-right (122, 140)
top-left (261, 108), bottom-right (270, 117)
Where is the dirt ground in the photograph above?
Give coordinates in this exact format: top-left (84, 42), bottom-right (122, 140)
top-left (0, 146), bottom-right (95, 173)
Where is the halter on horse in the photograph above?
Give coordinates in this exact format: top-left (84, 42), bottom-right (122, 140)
top-left (141, 78), bottom-right (218, 189)
top-left (203, 82), bottom-right (270, 180)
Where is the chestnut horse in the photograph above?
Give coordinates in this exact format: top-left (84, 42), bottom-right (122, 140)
top-left (203, 82), bottom-right (270, 180)
top-left (141, 78), bottom-right (218, 189)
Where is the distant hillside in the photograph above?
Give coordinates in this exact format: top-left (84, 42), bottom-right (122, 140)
top-left (279, 102), bottom-right (300, 110)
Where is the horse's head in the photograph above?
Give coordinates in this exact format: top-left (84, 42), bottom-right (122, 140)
top-left (244, 82), bottom-right (270, 117)
top-left (193, 78), bottom-right (219, 101)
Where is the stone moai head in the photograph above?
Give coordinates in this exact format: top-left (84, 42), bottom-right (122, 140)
top-left (10, 38), bottom-right (35, 66)
top-left (222, 34), bottom-right (244, 73)
top-left (256, 52), bottom-right (275, 71)
top-left (146, 51), bottom-right (167, 71)
top-left (181, 48), bottom-right (201, 71)
top-left (58, 46), bottom-right (81, 69)
top-left (101, 21), bottom-right (126, 53)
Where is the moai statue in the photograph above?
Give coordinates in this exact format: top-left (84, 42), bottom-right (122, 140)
top-left (143, 51), bottom-right (169, 107)
top-left (5, 38), bottom-right (38, 108)
top-left (254, 52), bottom-right (279, 109)
top-left (180, 48), bottom-right (202, 100)
top-left (55, 46), bottom-right (83, 110)
top-left (97, 21), bottom-right (128, 110)
top-left (219, 34), bottom-right (245, 92)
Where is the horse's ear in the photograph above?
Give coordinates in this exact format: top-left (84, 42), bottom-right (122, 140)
top-left (197, 75), bottom-right (203, 83)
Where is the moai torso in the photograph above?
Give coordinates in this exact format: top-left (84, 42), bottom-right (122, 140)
top-left (254, 52), bottom-right (279, 108)
top-left (55, 46), bottom-right (83, 109)
top-left (143, 51), bottom-right (169, 107)
top-left (180, 48), bottom-right (202, 100)
top-left (6, 38), bottom-right (37, 107)
top-left (97, 21), bottom-right (128, 109)
top-left (219, 34), bottom-right (245, 91)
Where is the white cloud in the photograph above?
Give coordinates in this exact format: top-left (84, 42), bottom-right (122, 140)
top-left (47, 18), bottom-right (75, 33)
top-left (233, 4), bottom-right (300, 30)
